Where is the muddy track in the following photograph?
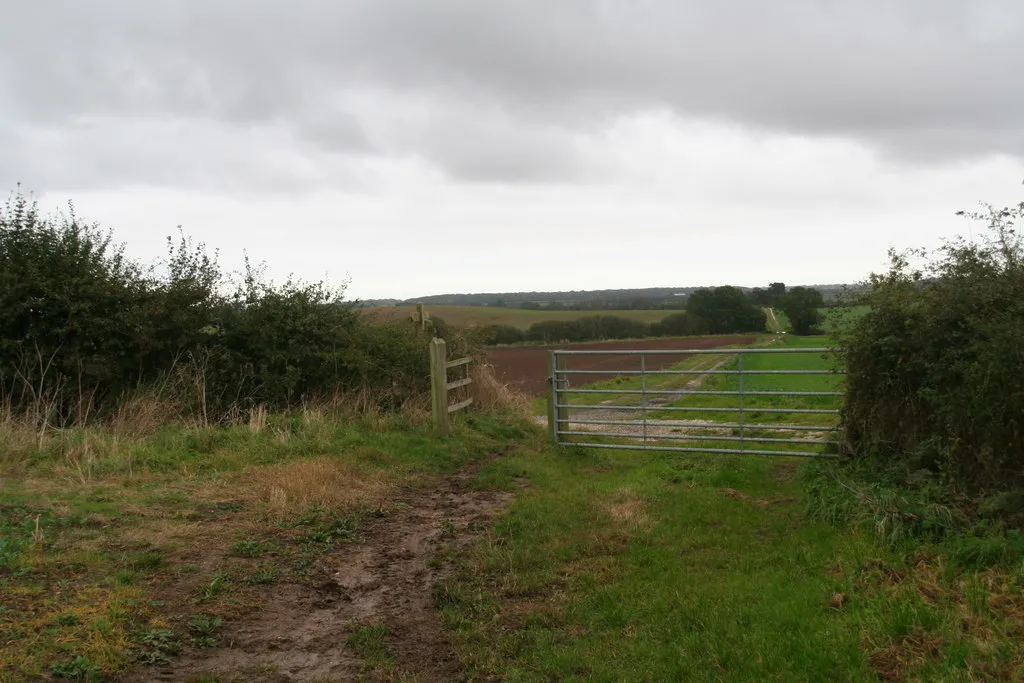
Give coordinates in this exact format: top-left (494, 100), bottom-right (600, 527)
top-left (130, 450), bottom-right (517, 682)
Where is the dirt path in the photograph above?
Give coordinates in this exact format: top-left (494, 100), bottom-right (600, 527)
top-left (132, 451), bottom-right (517, 682)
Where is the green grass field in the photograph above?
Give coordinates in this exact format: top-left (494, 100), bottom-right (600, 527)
top-left (820, 306), bottom-right (870, 333)
top-left (363, 305), bottom-right (675, 330)
top-left (650, 335), bottom-right (843, 427)
top-left (442, 442), bottom-right (1024, 681)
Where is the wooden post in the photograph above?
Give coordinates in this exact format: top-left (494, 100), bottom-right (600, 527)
top-left (416, 303), bottom-right (428, 334)
top-left (429, 337), bottom-right (450, 436)
top-left (547, 352), bottom-right (567, 444)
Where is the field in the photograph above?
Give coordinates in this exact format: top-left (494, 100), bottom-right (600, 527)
top-left (363, 305), bottom-right (674, 330)
top-left (485, 335), bottom-right (758, 396)
top-left (820, 305), bottom-right (871, 333)
top-left (546, 335), bottom-right (841, 460)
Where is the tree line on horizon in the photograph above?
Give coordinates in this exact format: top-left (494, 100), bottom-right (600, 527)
top-left (476, 283), bottom-right (826, 344)
top-left (361, 283), bottom-right (854, 310)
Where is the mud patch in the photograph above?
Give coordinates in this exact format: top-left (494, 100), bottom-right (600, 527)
top-left (130, 454), bottom-right (516, 682)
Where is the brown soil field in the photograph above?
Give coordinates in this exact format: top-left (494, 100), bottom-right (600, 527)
top-left (362, 305), bottom-right (671, 330)
top-left (485, 336), bottom-right (758, 396)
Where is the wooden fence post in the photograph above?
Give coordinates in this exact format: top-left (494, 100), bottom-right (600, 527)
top-left (429, 337), bottom-right (450, 436)
top-left (416, 303), bottom-right (428, 334)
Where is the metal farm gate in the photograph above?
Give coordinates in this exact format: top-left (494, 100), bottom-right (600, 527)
top-left (547, 347), bottom-right (844, 457)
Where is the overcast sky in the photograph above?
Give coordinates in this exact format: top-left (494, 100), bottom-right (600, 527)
top-left (2, 1), bottom-right (1023, 300)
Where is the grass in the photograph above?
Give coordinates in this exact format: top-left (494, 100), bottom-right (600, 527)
top-left (5, 375), bottom-right (1022, 681)
top-left (650, 335), bottom-right (843, 422)
top-left (0, 410), bottom-right (528, 681)
top-left (439, 439), bottom-right (1024, 681)
top-left (820, 306), bottom-right (870, 333)
top-left (363, 305), bottom-right (675, 330)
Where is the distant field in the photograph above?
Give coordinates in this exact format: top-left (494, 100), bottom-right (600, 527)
top-left (362, 305), bottom-right (675, 329)
top-left (819, 305), bottom-right (870, 333)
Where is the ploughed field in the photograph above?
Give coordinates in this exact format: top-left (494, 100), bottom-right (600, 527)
top-left (363, 305), bottom-right (671, 329)
top-left (485, 335), bottom-right (758, 396)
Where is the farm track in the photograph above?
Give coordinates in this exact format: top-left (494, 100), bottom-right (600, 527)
top-left (487, 335), bottom-right (758, 397)
top-left (126, 450), bottom-right (518, 683)
top-left (553, 355), bottom-right (733, 439)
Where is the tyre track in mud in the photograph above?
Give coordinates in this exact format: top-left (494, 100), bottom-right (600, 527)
top-left (133, 449), bottom-right (518, 682)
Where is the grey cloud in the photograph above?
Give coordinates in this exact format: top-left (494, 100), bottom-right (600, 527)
top-left (2, 0), bottom-right (1023, 188)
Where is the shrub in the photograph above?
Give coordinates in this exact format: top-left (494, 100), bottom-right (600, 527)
top-left (686, 286), bottom-right (765, 333)
top-left (0, 189), bottom-right (429, 423)
top-left (651, 311), bottom-right (711, 337)
top-left (839, 198), bottom-right (1024, 491)
top-left (477, 324), bottom-right (525, 345)
top-left (523, 316), bottom-right (649, 344)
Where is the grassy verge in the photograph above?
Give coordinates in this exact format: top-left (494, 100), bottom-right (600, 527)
top-left (0, 410), bottom-right (527, 681)
top-left (439, 442), bottom-right (1024, 681)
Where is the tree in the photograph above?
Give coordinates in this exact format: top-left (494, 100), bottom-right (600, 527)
top-left (780, 286), bottom-right (824, 335)
top-left (767, 282), bottom-right (787, 305)
top-left (686, 286), bottom-right (766, 333)
top-left (751, 282), bottom-right (787, 307)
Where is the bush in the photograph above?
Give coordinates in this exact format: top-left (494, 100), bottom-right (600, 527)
top-left (651, 311), bottom-right (711, 337)
top-left (0, 190), bottom-right (429, 422)
top-left (839, 198), bottom-right (1024, 491)
top-left (686, 286), bottom-right (765, 333)
top-left (523, 316), bottom-right (649, 344)
top-left (477, 324), bottom-right (524, 346)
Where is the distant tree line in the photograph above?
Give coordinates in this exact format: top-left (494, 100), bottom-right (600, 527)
top-left (515, 297), bottom-right (685, 311)
top-left (361, 283), bottom-right (856, 309)
top-left (478, 286), bottom-right (768, 345)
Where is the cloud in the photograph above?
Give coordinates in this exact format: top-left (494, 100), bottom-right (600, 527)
top-left (2, 0), bottom-right (1023, 191)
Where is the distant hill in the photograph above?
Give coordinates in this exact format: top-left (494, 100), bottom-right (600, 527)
top-left (358, 283), bottom-right (863, 308)
top-left (359, 287), bottom-right (695, 308)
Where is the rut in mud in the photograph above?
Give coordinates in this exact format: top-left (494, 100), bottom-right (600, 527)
top-left (133, 451), bottom-right (517, 682)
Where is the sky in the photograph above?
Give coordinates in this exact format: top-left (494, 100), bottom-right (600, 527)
top-left (2, 1), bottom-right (1023, 301)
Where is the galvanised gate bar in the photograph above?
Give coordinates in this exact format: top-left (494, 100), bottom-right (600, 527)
top-left (547, 347), bottom-right (844, 457)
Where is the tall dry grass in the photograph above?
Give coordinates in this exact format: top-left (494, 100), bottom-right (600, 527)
top-left (248, 457), bottom-right (391, 516)
top-left (470, 362), bottom-right (531, 418)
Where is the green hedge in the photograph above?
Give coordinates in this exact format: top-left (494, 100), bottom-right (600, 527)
top-left (839, 200), bottom-right (1024, 491)
top-left (0, 191), bottom-right (430, 421)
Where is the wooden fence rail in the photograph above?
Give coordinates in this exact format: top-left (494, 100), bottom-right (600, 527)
top-left (429, 337), bottom-right (473, 435)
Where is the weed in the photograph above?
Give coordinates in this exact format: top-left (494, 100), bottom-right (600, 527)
top-left (243, 565), bottom-right (280, 585)
top-left (114, 569), bottom-right (136, 586)
top-left (188, 614), bottom-right (223, 648)
top-left (53, 613), bottom-right (82, 627)
top-left (50, 655), bottom-right (101, 680)
top-left (229, 538), bottom-right (266, 558)
top-left (198, 571), bottom-right (230, 602)
top-left (125, 550), bottom-right (165, 571)
top-left (439, 519), bottom-right (456, 536)
top-left (135, 628), bottom-right (181, 665)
